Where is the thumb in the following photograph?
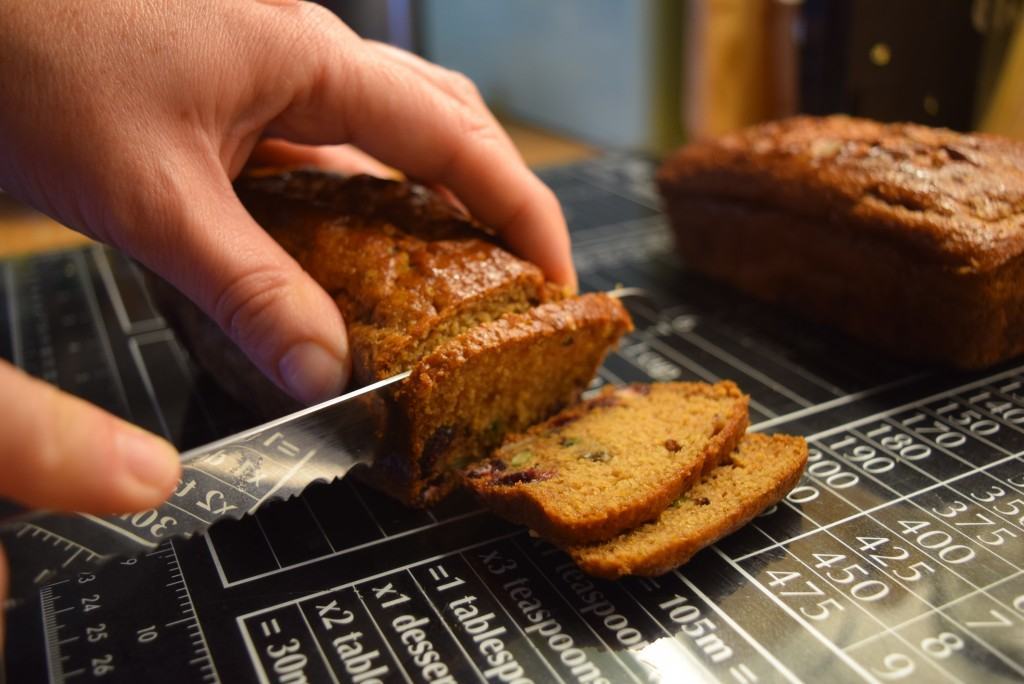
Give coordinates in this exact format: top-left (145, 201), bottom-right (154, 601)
top-left (118, 161), bottom-right (351, 405)
top-left (0, 361), bottom-right (180, 513)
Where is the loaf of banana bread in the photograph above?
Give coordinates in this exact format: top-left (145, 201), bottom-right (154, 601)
top-left (160, 170), bottom-right (632, 505)
top-left (658, 115), bottom-right (1024, 369)
top-left (238, 171), bottom-right (566, 382)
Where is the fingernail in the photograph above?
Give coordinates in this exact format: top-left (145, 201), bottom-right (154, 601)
top-left (279, 341), bottom-right (347, 404)
top-left (118, 428), bottom-right (180, 492)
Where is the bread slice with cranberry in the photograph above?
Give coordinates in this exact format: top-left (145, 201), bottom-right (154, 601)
top-left (464, 381), bottom-right (749, 543)
top-left (566, 433), bottom-right (808, 578)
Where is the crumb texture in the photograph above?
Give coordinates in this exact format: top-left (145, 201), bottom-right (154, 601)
top-left (383, 293), bottom-right (632, 505)
top-left (465, 381), bottom-right (749, 543)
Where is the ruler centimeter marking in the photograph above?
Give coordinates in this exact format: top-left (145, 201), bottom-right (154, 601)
top-left (168, 542), bottom-right (220, 683)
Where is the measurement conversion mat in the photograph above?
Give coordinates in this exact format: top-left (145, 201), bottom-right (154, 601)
top-left (2, 155), bottom-right (1023, 683)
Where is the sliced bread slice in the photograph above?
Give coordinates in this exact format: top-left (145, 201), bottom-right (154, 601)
top-left (566, 433), bottom-right (808, 578)
top-left (463, 382), bottom-right (749, 544)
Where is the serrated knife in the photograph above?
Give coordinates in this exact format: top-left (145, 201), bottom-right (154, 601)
top-left (0, 370), bottom-right (409, 595)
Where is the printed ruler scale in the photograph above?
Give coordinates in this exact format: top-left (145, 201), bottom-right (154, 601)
top-left (3, 155), bottom-right (1023, 682)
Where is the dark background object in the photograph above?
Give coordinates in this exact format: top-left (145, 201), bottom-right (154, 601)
top-left (316, 0), bottom-right (417, 50)
top-left (799, 0), bottom-right (985, 130)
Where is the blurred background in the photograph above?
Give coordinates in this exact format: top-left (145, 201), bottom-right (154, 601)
top-left (325, 0), bottom-right (1024, 149)
top-left (4, 0), bottom-right (1024, 255)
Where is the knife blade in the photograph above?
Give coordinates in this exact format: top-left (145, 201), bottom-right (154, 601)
top-left (0, 370), bottom-right (410, 577)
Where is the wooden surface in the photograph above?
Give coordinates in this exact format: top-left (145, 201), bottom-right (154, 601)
top-left (0, 120), bottom-right (596, 259)
top-left (0, 194), bottom-right (92, 258)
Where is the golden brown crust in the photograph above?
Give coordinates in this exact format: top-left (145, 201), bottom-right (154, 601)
top-left (238, 171), bottom-right (553, 381)
top-left (658, 115), bottom-right (1024, 369)
top-left (659, 115), bottom-right (1024, 272)
top-left (568, 433), bottom-right (808, 578)
top-left (464, 381), bottom-right (749, 544)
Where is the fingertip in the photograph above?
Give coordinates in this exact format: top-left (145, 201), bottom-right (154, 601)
top-left (496, 185), bottom-right (577, 293)
top-left (278, 339), bottom-right (351, 405)
top-left (115, 425), bottom-right (182, 508)
top-left (559, 263), bottom-right (580, 295)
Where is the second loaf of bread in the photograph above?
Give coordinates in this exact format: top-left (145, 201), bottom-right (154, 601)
top-left (658, 115), bottom-right (1024, 369)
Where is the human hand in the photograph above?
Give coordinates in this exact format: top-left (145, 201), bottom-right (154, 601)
top-left (0, 361), bottom-right (181, 642)
top-left (0, 3), bottom-right (573, 633)
top-left (0, 0), bottom-right (575, 407)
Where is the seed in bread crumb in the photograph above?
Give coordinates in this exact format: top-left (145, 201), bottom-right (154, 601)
top-left (559, 436), bottom-right (580, 447)
top-left (510, 450), bottom-right (535, 467)
top-left (582, 449), bottom-right (611, 463)
top-left (664, 439), bottom-right (682, 452)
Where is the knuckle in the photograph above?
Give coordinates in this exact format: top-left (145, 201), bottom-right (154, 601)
top-left (211, 267), bottom-right (293, 355)
top-left (292, 1), bottom-right (347, 39)
top-left (267, 2), bottom-right (356, 82)
top-left (444, 69), bottom-right (483, 103)
top-left (434, 110), bottom-right (500, 186)
top-left (457, 109), bottom-right (501, 146)
top-left (539, 183), bottom-right (563, 215)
